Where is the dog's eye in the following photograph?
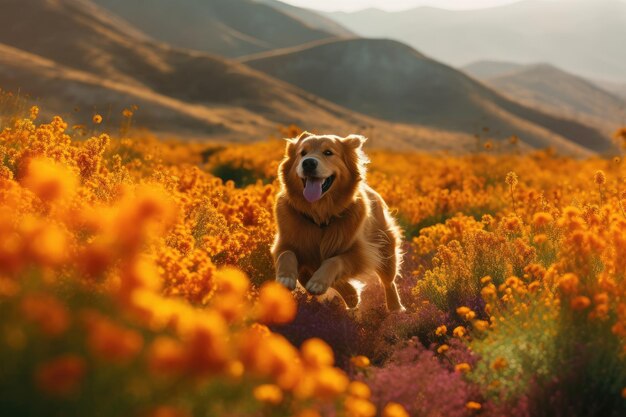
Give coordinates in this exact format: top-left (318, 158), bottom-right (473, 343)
top-left (300, 150), bottom-right (307, 157)
top-left (323, 150), bottom-right (333, 156)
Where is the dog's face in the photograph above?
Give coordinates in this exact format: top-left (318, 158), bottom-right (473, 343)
top-left (280, 133), bottom-right (368, 206)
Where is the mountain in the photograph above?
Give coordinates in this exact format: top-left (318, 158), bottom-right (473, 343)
top-left (91, 0), bottom-right (349, 58)
top-left (0, 0), bottom-right (484, 150)
top-left (242, 38), bottom-right (611, 153)
top-left (463, 61), bottom-right (626, 134)
top-left (462, 61), bottom-right (526, 80)
top-left (253, 0), bottom-right (353, 37)
top-left (326, 0), bottom-right (626, 83)
top-left (594, 80), bottom-right (626, 101)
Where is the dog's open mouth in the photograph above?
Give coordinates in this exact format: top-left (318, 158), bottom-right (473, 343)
top-left (302, 175), bottom-right (335, 203)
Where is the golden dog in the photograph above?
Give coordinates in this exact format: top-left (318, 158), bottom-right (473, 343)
top-left (271, 132), bottom-right (404, 311)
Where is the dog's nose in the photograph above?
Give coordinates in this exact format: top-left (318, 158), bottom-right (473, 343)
top-left (302, 158), bottom-right (318, 173)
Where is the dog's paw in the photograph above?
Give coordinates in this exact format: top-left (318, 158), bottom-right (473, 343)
top-left (305, 279), bottom-right (329, 295)
top-left (276, 276), bottom-right (297, 290)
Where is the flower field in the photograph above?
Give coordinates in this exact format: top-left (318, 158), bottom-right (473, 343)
top-left (1, 102), bottom-right (625, 417)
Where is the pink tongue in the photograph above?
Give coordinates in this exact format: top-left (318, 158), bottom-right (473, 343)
top-left (303, 178), bottom-right (324, 202)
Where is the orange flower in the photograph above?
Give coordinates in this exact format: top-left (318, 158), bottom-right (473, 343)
top-left (313, 367), bottom-right (349, 398)
top-left (24, 223), bottom-right (69, 266)
top-left (147, 336), bottom-right (188, 375)
top-left (92, 114), bottom-right (103, 124)
top-left (532, 212), bottom-right (554, 228)
top-left (253, 384), bottom-right (283, 405)
top-left (473, 320), bottom-right (489, 332)
top-left (344, 396), bottom-right (376, 417)
top-left (437, 344), bottom-right (449, 354)
top-left (29, 105), bottom-right (39, 120)
top-left (35, 355), bottom-right (86, 396)
top-left (571, 296), bottom-right (591, 311)
top-left (505, 171), bottom-right (518, 188)
top-left (348, 381), bottom-right (372, 399)
top-left (454, 362), bottom-right (471, 373)
top-left (466, 401), bottom-right (482, 410)
top-left (21, 294), bottom-right (69, 337)
top-left (382, 402), bottom-right (409, 417)
top-left (301, 338), bottom-right (334, 368)
top-left (350, 355), bottom-right (371, 368)
top-left (84, 313), bottom-right (143, 363)
top-left (214, 267), bottom-right (249, 298)
top-left (435, 325), bottom-right (447, 336)
top-left (593, 170), bottom-right (606, 186)
top-left (492, 357), bottom-right (508, 370)
top-left (257, 281), bottom-right (296, 324)
top-left (20, 158), bottom-right (78, 202)
top-left (558, 273), bottom-right (579, 295)
top-left (453, 326), bottom-right (466, 338)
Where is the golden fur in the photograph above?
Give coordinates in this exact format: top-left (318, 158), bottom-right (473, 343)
top-left (271, 132), bottom-right (404, 311)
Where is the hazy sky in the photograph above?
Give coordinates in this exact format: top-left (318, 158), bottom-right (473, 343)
top-left (281, 0), bottom-right (600, 12)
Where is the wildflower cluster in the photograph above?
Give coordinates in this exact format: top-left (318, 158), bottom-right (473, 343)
top-left (2, 103), bottom-right (626, 416)
top-left (0, 110), bottom-right (409, 417)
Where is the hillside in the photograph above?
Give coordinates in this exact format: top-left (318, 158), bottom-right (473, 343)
top-left (0, 0), bottom-right (465, 148)
top-left (462, 61), bottom-right (526, 80)
top-left (326, 0), bottom-right (626, 83)
top-left (91, 0), bottom-right (346, 57)
top-left (243, 38), bottom-right (611, 153)
top-left (253, 0), bottom-right (353, 37)
top-left (464, 61), bottom-right (626, 134)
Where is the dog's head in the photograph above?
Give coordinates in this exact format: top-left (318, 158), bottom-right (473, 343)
top-left (279, 132), bottom-right (369, 207)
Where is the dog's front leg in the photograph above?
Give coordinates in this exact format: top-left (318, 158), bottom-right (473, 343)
top-left (306, 256), bottom-right (346, 295)
top-left (275, 250), bottom-right (298, 290)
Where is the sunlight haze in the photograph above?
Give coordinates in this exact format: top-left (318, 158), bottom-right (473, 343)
top-left (280, 0), bottom-right (620, 12)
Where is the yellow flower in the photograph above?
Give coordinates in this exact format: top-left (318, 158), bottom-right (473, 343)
top-left (147, 337), bottom-right (188, 375)
top-left (253, 384), bottom-right (283, 405)
top-left (456, 306), bottom-right (471, 315)
top-left (301, 338), bottom-right (334, 368)
top-left (29, 105), bottom-right (39, 120)
top-left (92, 114), bottom-right (103, 124)
top-left (382, 402), bottom-right (409, 417)
top-left (313, 367), bottom-right (349, 398)
top-left (453, 326), bottom-right (466, 338)
top-left (594, 170), bottom-right (606, 186)
top-left (214, 267), bottom-right (250, 298)
top-left (437, 344), bottom-right (449, 354)
top-left (435, 325), bottom-right (447, 336)
top-left (257, 281), bottom-right (296, 324)
top-left (20, 158), bottom-right (78, 202)
top-left (344, 396), bottom-right (376, 417)
top-left (473, 320), bottom-right (489, 332)
top-left (532, 212), bottom-right (554, 228)
top-left (351, 355), bottom-right (371, 368)
top-left (505, 171), bottom-right (518, 187)
top-left (348, 381), bottom-right (371, 399)
top-left (558, 273), bottom-right (579, 295)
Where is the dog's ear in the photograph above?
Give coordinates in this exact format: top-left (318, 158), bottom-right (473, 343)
top-left (295, 131), bottom-right (313, 142)
top-left (284, 131), bottom-right (312, 155)
top-left (342, 134), bottom-right (367, 149)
